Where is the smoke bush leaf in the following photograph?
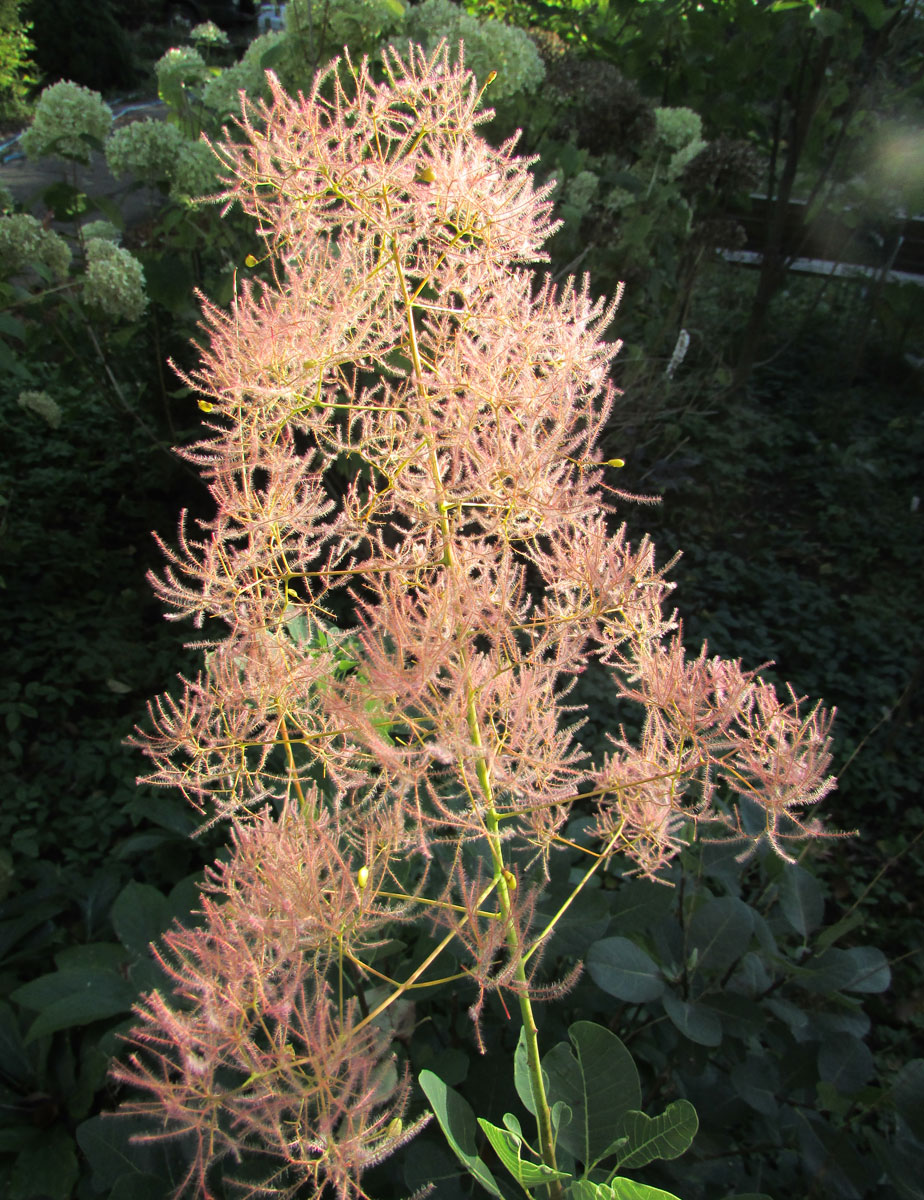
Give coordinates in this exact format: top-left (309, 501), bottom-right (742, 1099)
top-left (687, 896), bottom-right (754, 971)
top-left (778, 862), bottom-right (824, 936)
top-left (587, 936), bottom-right (665, 1002)
top-left (662, 992), bottom-right (722, 1046)
top-left (418, 1071), bottom-right (505, 1199)
top-left (614, 1100), bottom-right (698, 1169)
top-left (543, 1021), bottom-right (641, 1168)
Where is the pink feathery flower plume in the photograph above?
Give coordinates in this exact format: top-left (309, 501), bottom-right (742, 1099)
top-left (117, 41), bottom-right (839, 1196)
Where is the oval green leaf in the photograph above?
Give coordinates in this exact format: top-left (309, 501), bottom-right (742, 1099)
top-left (587, 937), bottom-right (665, 1002)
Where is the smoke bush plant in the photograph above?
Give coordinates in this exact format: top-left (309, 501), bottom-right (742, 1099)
top-left (116, 42), bottom-right (840, 1200)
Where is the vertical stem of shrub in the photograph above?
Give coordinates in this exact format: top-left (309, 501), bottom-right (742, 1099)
top-left (468, 690), bottom-right (562, 1199)
top-left (393, 225), bottom-right (562, 1196)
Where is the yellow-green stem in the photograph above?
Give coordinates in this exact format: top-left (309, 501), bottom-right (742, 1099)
top-left (391, 224), bottom-right (561, 1196)
top-left (467, 694), bottom-right (562, 1200)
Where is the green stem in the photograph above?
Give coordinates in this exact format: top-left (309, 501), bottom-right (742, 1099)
top-left (467, 695), bottom-right (562, 1200)
top-left (390, 214), bottom-right (561, 1196)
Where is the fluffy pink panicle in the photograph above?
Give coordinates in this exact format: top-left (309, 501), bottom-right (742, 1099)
top-left (121, 39), bottom-right (840, 1195)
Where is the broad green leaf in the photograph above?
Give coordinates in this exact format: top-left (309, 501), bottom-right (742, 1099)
top-left (11, 969), bottom-right (138, 1042)
top-left (8, 1126), bottom-right (78, 1200)
top-left (476, 1118), bottom-right (571, 1189)
top-left (730, 1057), bottom-right (780, 1117)
top-left (794, 946), bottom-right (890, 995)
top-left (893, 1059), bottom-right (924, 1140)
top-left (809, 5), bottom-right (844, 35)
top-left (606, 1179), bottom-right (685, 1200)
top-left (764, 997), bottom-right (810, 1034)
top-left (543, 1020), bottom-right (640, 1168)
top-left (869, 1128), bottom-right (924, 1200)
top-left (0, 313), bottom-right (25, 340)
top-left (551, 1100), bottom-right (572, 1141)
top-left (514, 1024), bottom-right (551, 1117)
top-left (794, 1108), bottom-right (876, 1197)
top-left (614, 1100), bottom-right (698, 1169)
top-left (840, 946), bottom-right (890, 993)
top-left (818, 1034), bottom-right (875, 1094)
top-left (851, 0), bottom-right (890, 28)
top-left (778, 863), bottom-right (824, 937)
top-left (662, 993), bottom-right (722, 1047)
top-left (76, 1114), bottom-right (186, 1193)
top-left (0, 1130), bottom-right (40, 1153)
top-left (608, 880), bottom-right (674, 934)
top-left (111, 882), bottom-right (171, 958)
top-left (586, 937), bottom-right (665, 1002)
top-left (570, 1184), bottom-right (605, 1200)
top-left (54, 942), bottom-right (131, 971)
top-left (109, 1174), bottom-right (170, 1200)
top-left (815, 910), bottom-right (865, 952)
top-left (687, 897), bottom-right (754, 971)
top-left (418, 1070), bottom-right (505, 1199)
top-left (0, 1001), bottom-right (32, 1086)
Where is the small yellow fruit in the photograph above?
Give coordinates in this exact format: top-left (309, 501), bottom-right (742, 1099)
top-left (357, 866), bottom-right (369, 890)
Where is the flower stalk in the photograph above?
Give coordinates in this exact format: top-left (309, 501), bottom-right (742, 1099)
top-left (116, 42), bottom-right (839, 1199)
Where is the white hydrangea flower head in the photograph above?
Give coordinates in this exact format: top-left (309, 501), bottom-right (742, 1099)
top-left (83, 238), bottom-right (147, 323)
top-left (156, 45), bottom-right (209, 102)
top-left (654, 106), bottom-right (703, 152)
top-left (667, 138), bottom-right (706, 180)
top-left (653, 108), bottom-right (706, 180)
top-left (17, 390), bottom-right (63, 429)
top-left (605, 185), bottom-right (636, 214)
top-left (402, 0), bottom-right (543, 100)
top-left (0, 213), bottom-right (72, 279)
top-left (81, 219), bottom-right (121, 242)
top-left (170, 138), bottom-right (220, 201)
top-left (202, 32), bottom-right (282, 116)
top-left (20, 80), bottom-right (113, 164)
top-left (191, 20), bottom-right (229, 46)
top-left (565, 169), bottom-right (599, 213)
top-left (106, 119), bottom-right (188, 185)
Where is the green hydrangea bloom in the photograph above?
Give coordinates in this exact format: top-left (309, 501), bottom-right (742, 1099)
top-left (565, 169), bottom-right (599, 213)
top-left (106, 119), bottom-right (188, 185)
top-left (190, 20), bottom-right (229, 46)
top-left (20, 80), bottom-right (113, 164)
top-left (83, 237), bottom-right (147, 323)
top-left (156, 45), bottom-right (209, 103)
top-left (17, 390), bottom-right (62, 429)
top-left (0, 212), bottom-right (72, 279)
top-left (654, 108), bottom-right (706, 180)
top-left (401, 1), bottom-right (544, 101)
top-left (0, 183), bottom-right (14, 214)
top-left (81, 219), bottom-right (121, 242)
top-left (202, 31), bottom-right (282, 117)
top-left (170, 139), bottom-right (219, 201)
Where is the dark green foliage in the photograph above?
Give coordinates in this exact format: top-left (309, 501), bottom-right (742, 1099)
top-left (23, 0), bottom-right (138, 92)
top-left (0, 0), bottom-right (36, 122)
